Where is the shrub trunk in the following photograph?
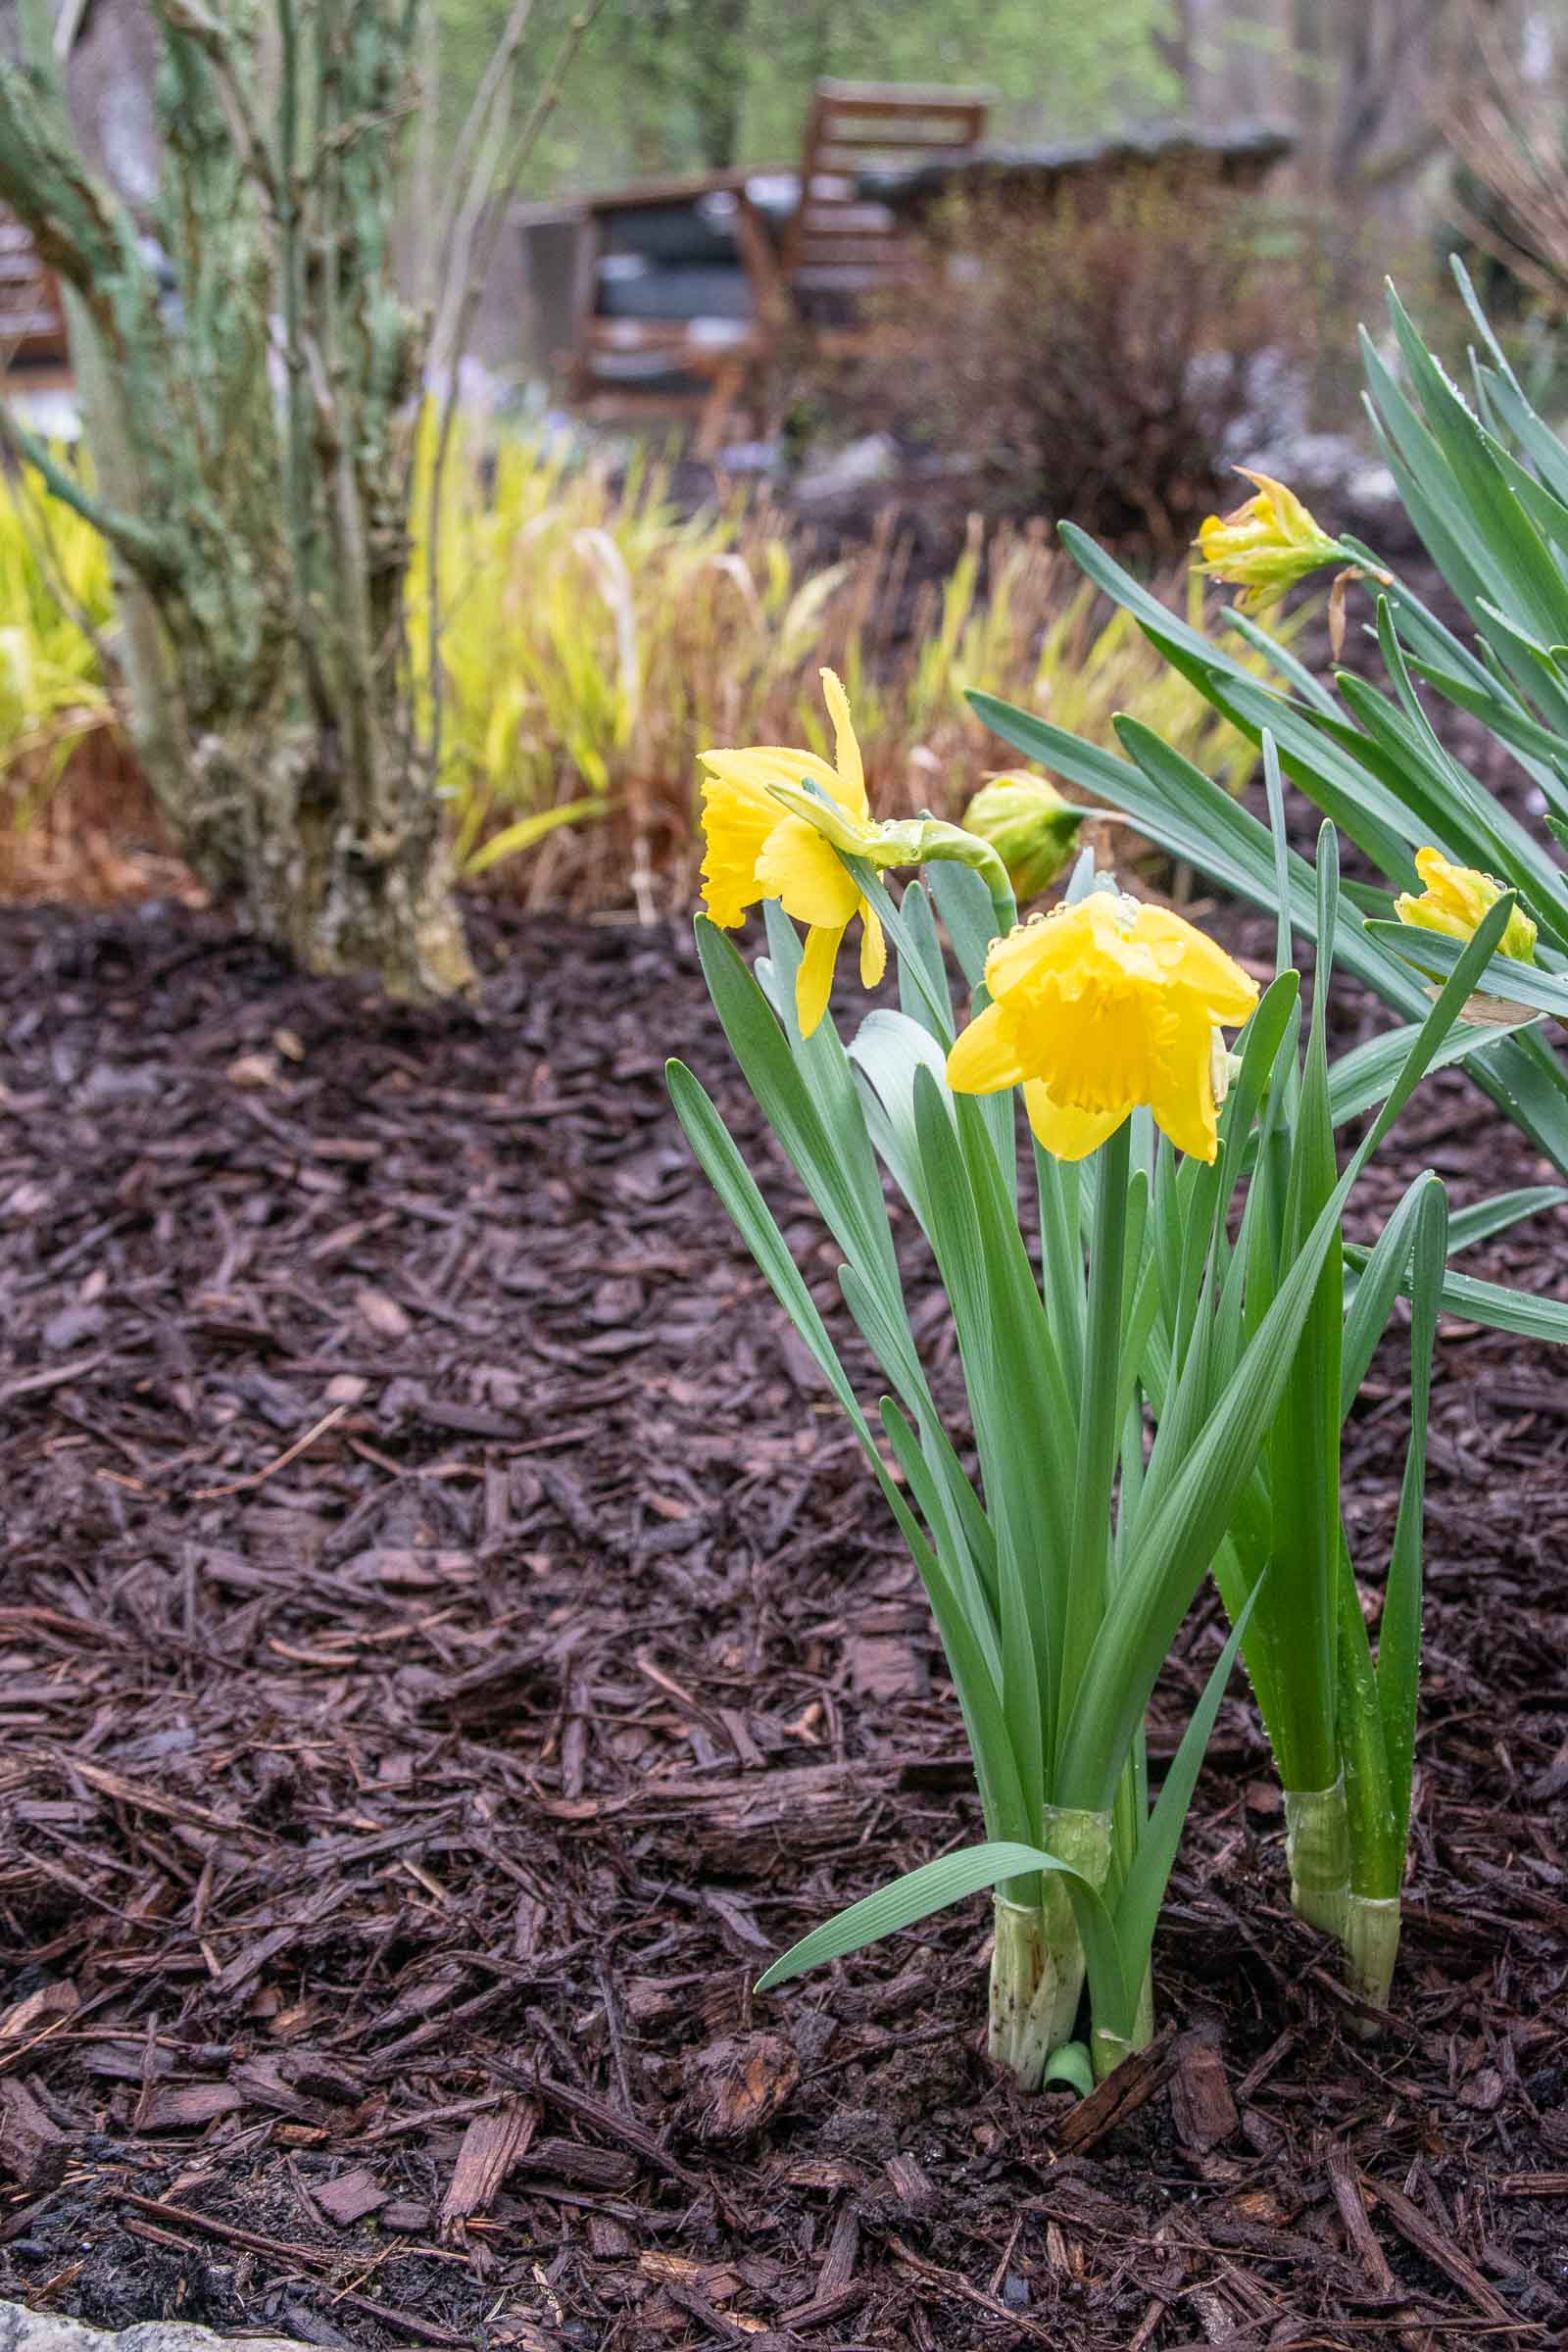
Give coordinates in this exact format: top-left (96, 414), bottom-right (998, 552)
top-left (0, 0), bottom-right (477, 999)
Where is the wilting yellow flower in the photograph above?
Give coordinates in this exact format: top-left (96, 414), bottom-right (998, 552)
top-left (1195, 469), bottom-right (1342, 612)
top-left (947, 890), bottom-right (1259, 1162)
top-left (698, 668), bottom-right (886, 1037)
top-left (960, 772), bottom-right (1085, 903)
top-left (1395, 847), bottom-right (1538, 963)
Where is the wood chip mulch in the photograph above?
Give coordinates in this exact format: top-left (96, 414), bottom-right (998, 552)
top-left (1, 896), bottom-right (1566, 2352)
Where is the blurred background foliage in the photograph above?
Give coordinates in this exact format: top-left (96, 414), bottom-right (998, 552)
top-left (435, 0), bottom-right (1182, 185)
top-left (5, 0), bottom-right (1566, 915)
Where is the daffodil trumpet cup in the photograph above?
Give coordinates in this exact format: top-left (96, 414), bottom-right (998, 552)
top-left (675, 682), bottom-right (1508, 2082)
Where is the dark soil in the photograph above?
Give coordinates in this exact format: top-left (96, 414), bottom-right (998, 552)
top-left (2, 893), bottom-right (1567, 2352)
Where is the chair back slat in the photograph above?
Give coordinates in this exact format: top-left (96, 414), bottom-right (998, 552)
top-left (785, 78), bottom-right (989, 315)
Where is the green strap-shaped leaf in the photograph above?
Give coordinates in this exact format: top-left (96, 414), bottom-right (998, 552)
top-left (667, 1058), bottom-right (1027, 1849)
top-left (1385, 280), bottom-right (1568, 650)
top-left (1446, 1185), bottom-right (1568, 1253)
top-left (1362, 920), bottom-right (1568, 1018)
top-left (1340, 1174), bottom-right (1432, 1417)
top-left (929, 858), bottom-right (1008, 987)
top-left (1377, 1177), bottom-right (1447, 1860)
top-left (1327, 1017), bottom-right (1531, 1128)
top-left (1346, 1251), bottom-right (1568, 1345)
top-left (1056, 896), bottom-right (1519, 1809)
top-left (1107, 1584), bottom-right (1261, 2014)
top-left (755, 1839), bottom-right (1090, 1993)
top-left (697, 915), bottom-right (902, 1301)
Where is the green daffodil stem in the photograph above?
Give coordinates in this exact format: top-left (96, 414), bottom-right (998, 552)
top-left (1283, 1777), bottom-right (1350, 1938)
top-left (1091, 1963), bottom-right (1155, 2082)
top-left (864, 815), bottom-right (1018, 939)
top-left (987, 1807), bottom-right (1112, 2088)
top-left (1343, 1894), bottom-right (1401, 2024)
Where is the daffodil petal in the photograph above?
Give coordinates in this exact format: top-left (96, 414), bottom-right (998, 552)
top-left (1022, 1083), bottom-right (1127, 1162)
top-left (1148, 991), bottom-right (1221, 1162)
top-left (983, 906), bottom-right (1096, 996)
top-left (1398, 849), bottom-right (1539, 964)
top-left (1395, 890), bottom-right (1465, 942)
top-left (858, 900), bottom-right (887, 989)
top-left (699, 746), bottom-right (847, 804)
top-left (757, 816), bottom-right (860, 928)
top-left (946, 1001), bottom-right (1028, 1095)
top-left (1233, 467), bottom-right (1321, 544)
top-left (699, 774), bottom-right (777, 927)
top-left (1132, 905), bottom-right (1259, 1023)
top-left (796, 923), bottom-right (844, 1038)
top-left (819, 668), bottom-right (866, 813)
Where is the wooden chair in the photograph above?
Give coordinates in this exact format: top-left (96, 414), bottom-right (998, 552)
top-left (564, 81), bottom-right (989, 447)
top-left (782, 78), bottom-right (990, 351)
top-left (0, 212), bottom-right (71, 385)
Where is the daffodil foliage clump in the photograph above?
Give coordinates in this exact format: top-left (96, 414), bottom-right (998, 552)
top-left (998, 261), bottom-right (1568, 1188)
top-left (668, 674), bottom-right (1541, 2087)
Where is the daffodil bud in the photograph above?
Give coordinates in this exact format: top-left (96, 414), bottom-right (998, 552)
top-left (1393, 847), bottom-right (1540, 1025)
top-left (1395, 847), bottom-right (1538, 964)
top-left (1194, 469), bottom-right (1345, 612)
top-left (960, 772), bottom-right (1085, 903)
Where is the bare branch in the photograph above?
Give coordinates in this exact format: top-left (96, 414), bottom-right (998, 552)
top-left (0, 402), bottom-right (176, 580)
top-left (53, 0), bottom-right (91, 60)
top-left (422, 0), bottom-right (607, 774)
top-left (1441, 2), bottom-right (1568, 299)
top-left (427, 89), bottom-right (511, 377)
top-left (429, 0), bottom-right (538, 305)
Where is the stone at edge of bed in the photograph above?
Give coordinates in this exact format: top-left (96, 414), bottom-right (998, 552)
top-left (0, 2307), bottom-right (310, 2352)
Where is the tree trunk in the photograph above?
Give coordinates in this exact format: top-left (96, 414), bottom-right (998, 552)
top-left (148, 678), bottom-right (474, 999)
top-left (0, 0), bottom-right (477, 1001)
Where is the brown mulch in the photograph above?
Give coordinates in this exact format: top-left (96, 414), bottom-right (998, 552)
top-left (1, 894), bottom-right (1567, 2352)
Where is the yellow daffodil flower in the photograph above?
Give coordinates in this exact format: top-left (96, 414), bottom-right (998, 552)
top-left (698, 668), bottom-right (886, 1037)
top-left (946, 889), bottom-right (1259, 1162)
top-left (1195, 468), bottom-right (1343, 612)
top-left (1395, 846), bottom-right (1538, 963)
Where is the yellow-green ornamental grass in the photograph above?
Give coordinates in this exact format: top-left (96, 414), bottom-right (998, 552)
top-left (671, 703), bottom-right (1510, 2082)
top-left (5, 420), bottom-right (1309, 902)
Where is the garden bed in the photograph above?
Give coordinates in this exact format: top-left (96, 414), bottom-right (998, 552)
top-left (1, 896), bottom-right (1566, 2351)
